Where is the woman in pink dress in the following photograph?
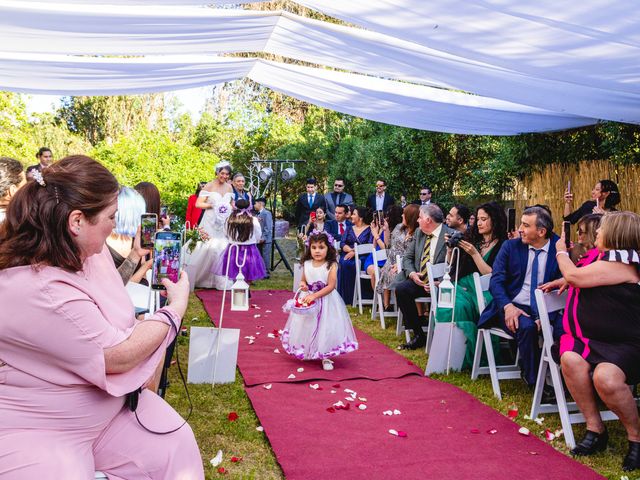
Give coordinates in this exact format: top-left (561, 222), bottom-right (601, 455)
top-left (0, 156), bottom-right (204, 479)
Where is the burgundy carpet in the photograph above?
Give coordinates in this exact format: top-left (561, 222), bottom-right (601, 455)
top-left (196, 289), bottom-right (604, 480)
top-left (196, 290), bottom-right (421, 386)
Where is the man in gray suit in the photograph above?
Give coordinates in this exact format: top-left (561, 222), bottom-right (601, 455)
top-left (324, 177), bottom-right (354, 220)
top-left (394, 204), bottom-right (455, 350)
top-left (254, 197), bottom-right (273, 278)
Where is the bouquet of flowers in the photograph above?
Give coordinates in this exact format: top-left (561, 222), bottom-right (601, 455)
top-left (184, 226), bottom-right (210, 253)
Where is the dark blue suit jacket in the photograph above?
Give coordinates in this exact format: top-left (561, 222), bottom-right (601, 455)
top-left (478, 235), bottom-right (561, 328)
top-left (325, 219), bottom-right (352, 242)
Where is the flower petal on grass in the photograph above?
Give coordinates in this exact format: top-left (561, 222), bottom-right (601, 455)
top-left (544, 429), bottom-right (556, 441)
top-left (230, 456), bottom-right (242, 463)
top-left (217, 467), bottom-right (227, 474)
top-left (507, 404), bottom-right (519, 419)
top-left (518, 427), bottom-right (530, 436)
top-left (210, 450), bottom-right (223, 466)
top-left (256, 426), bottom-right (264, 432)
top-left (228, 412), bottom-right (238, 422)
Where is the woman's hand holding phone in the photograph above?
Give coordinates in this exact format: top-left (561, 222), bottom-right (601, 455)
top-left (162, 271), bottom-right (190, 318)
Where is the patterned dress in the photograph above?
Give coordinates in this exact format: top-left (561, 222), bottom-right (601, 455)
top-left (560, 249), bottom-right (640, 383)
top-left (375, 224), bottom-right (412, 294)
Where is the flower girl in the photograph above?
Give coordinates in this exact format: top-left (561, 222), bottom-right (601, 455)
top-left (281, 230), bottom-right (358, 370)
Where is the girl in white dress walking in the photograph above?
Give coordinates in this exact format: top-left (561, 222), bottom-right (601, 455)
top-left (281, 230), bottom-right (358, 371)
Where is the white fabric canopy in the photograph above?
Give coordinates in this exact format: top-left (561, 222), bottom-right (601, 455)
top-left (2, 1), bottom-right (637, 133)
top-left (0, 53), bottom-right (595, 135)
top-left (2, 2), bottom-right (638, 124)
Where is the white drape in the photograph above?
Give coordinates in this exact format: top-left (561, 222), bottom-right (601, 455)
top-left (1, 2), bottom-right (638, 124)
top-left (0, 53), bottom-right (595, 135)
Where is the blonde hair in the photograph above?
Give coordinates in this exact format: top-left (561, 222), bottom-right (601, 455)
top-left (599, 211), bottom-right (640, 251)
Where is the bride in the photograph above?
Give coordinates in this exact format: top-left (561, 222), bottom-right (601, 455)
top-left (186, 161), bottom-right (234, 289)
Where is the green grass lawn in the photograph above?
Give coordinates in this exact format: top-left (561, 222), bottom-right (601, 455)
top-left (166, 269), bottom-right (630, 479)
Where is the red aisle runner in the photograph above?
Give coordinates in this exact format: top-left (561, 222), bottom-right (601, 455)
top-left (196, 289), bottom-right (604, 480)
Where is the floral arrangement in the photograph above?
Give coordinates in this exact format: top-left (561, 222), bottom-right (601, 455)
top-left (184, 226), bottom-right (210, 253)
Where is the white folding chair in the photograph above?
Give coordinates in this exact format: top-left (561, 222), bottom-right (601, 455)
top-left (126, 279), bottom-right (159, 315)
top-left (370, 249), bottom-right (397, 328)
top-left (529, 289), bottom-right (640, 449)
top-left (353, 243), bottom-right (375, 314)
top-left (470, 273), bottom-right (521, 400)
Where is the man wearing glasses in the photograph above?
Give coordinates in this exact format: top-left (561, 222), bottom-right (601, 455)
top-left (412, 186), bottom-right (433, 206)
top-left (325, 178), bottom-right (354, 221)
top-left (366, 178), bottom-right (395, 213)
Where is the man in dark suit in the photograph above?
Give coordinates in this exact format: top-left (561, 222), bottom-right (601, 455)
top-left (254, 197), bottom-right (273, 278)
top-left (478, 206), bottom-right (562, 386)
top-left (294, 178), bottom-right (326, 227)
top-left (411, 186), bottom-right (433, 206)
top-left (325, 204), bottom-right (352, 242)
top-left (26, 147), bottom-right (53, 180)
top-left (325, 178), bottom-right (354, 221)
top-left (367, 178), bottom-right (395, 213)
top-left (394, 204), bottom-right (454, 350)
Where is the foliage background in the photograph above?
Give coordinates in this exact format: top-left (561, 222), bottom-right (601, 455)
top-left (2, 88), bottom-right (639, 222)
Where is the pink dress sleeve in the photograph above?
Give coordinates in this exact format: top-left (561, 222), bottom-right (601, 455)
top-left (0, 250), bottom-right (179, 397)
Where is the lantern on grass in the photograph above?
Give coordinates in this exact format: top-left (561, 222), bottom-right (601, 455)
top-left (230, 272), bottom-right (249, 311)
top-left (438, 268), bottom-right (455, 309)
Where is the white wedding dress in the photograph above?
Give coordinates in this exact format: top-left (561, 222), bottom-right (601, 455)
top-left (184, 191), bottom-right (233, 289)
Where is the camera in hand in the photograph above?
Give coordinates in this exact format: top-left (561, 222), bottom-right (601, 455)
top-left (446, 231), bottom-right (465, 248)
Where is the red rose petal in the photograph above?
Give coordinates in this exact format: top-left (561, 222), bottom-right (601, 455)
top-left (228, 412), bottom-right (239, 422)
top-left (397, 431), bottom-right (408, 437)
top-left (407, 361), bottom-right (413, 365)
top-left (470, 429), bottom-right (480, 434)
top-left (507, 404), bottom-right (519, 419)
top-left (230, 456), bottom-right (242, 463)
top-left (326, 407), bottom-right (335, 413)
top-left (217, 467), bottom-right (226, 474)
top-left (332, 383), bottom-right (340, 388)
top-left (343, 402), bottom-right (351, 410)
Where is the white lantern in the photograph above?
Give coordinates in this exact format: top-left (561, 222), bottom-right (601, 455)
top-left (230, 272), bottom-right (250, 311)
top-left (438, 269), bottom-right (455, 309)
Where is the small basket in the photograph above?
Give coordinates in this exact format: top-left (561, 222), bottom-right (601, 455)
top-left (282, 288), bottom-right (320, 316)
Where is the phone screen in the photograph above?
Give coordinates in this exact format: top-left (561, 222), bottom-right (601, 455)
top-left (563, 221), bottom-right (571, 249)
top-left (160, 205), bottom-right (169, 218)
top-left (507, 208), bottom-right (516, 233)
top-left (140, 213), bottom-right (157, 248)
top-left (310, 212), bottom-right (316, 222)
top-left (152, 231), bottom-right (182, 290)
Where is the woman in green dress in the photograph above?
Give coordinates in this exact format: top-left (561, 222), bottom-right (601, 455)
top-left (435, 202), bottom-right (507, 369)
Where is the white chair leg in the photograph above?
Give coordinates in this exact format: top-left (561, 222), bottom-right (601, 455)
top-left (471, 329), bottom-right (485, 380)
top-left (484, 330), bottom-right (502, 400)
top-left (396, 310), bottom-right (404, 336)
top-left (530, 358), bottom-right (548, 420)
top-left (377, 293), bottom-right (386, 329)
top-left (548, 361), bottom-right (576, 449)
top-left (425, 308), bottom-right (435, 354)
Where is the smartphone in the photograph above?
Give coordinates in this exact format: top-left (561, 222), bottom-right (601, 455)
top-left (160, 205), bottom-right (169, 218)
top-left (310, 212), bottom-right (317, 222)
top-left (507, 208), bottom-right (516, 233)
top-left (140, 213), bottom-right (158, 248)
top-left (151, 231), bottom-right (183, 290)
top-left (563, 221), bottom-right (571, 249)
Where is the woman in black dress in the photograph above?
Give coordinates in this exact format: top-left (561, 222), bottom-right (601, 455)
top-left (563, 179), bottom-right (620, 224)
top-left (554, 211), bottom-right (640, 470)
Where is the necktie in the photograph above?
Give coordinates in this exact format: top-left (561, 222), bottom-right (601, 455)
top-left (308, 194), bottom-right (313, 207)
top-left (336, 193), bottom-right (342, 205)
top-left (529, 249), bottom-right (543, 318)
top-left (339, 222), bottom-right (345, 235)
top-left (419, 234), bottom-right (433, 278)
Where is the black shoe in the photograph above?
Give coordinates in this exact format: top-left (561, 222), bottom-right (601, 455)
top-left (623, 441), bottom-right (640, 471)
top-left (570, 429), bottom-right (608, 456)
top-left (398, 336), bottom-right (426, 350)
top-left (384, 305), bottom-right (394, 313)
top-left (541, 384), bottom-right (557, 405)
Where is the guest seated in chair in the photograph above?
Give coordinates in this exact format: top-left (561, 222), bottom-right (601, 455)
top-left (478, 205), bottom-right (562, 386)
top-left (325, 204), bottom-right (352, 242)
top-left (375, 204), bottom-right (419, 312)
top-left (550, 211), bottom-right (640, 470)
top-left (394, 204), bottom-right (454, 350)
top-left (434, 202), bottom-right (507, 369)
top-left (337, 206), bottom-right (373, 304)
top-left (365, 206), bottom-right (403, 291)
top-left (0, 156), bottom-right (203, 479)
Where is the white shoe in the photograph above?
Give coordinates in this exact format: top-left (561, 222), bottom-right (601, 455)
top-left (322, 359), bottom-right (334, 371)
